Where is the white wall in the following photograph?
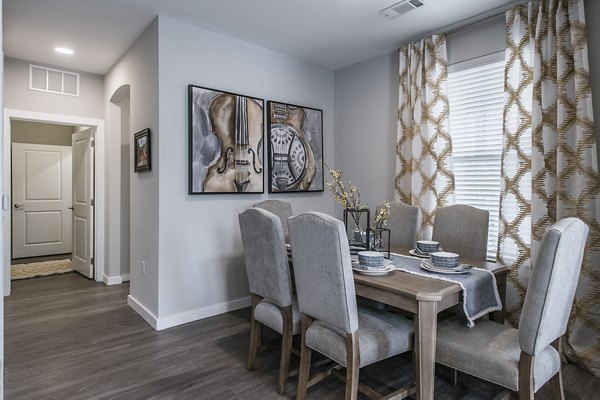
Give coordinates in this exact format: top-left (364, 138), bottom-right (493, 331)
top-left (4, 57), bottom-right (104, 119)
top-left (11, 120), bottom-right (72, 146)
top-left (334, 52), bottom-right (399, 211)
top-left (104, 19), bottom-right (159, 320)
top-left (155, 16), bottom-right (335, 328)
top-left (0, 0), bottom-right (5, 392)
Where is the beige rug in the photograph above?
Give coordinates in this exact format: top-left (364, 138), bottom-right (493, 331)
top-left (11, 259), bottom-right (74, 280)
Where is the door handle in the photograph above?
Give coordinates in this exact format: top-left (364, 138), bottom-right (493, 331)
top-left (13, 204), bottom-right (23, 209)
top-left (68, 206), bottom-right (74, 210)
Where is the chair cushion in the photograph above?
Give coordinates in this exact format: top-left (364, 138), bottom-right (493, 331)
top-left (436, 317), bottom-right (560, 391)
top-left (255, 297), bottom-right (301, 335)
top-left (305, 306), bottom-right (413, 368)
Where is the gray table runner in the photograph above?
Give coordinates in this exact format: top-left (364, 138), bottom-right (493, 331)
top-left (390, 253), bottom-right (502, 327)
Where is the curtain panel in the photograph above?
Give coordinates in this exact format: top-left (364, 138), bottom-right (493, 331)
top-left (395, 35), bottom-right (455, 239)
top-left (500, 0), bottom-right (600, 377)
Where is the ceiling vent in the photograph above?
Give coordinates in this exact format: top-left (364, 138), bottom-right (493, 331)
top-left (29, 64), bottom-right (80, 96)
top-left (379, 0), bottom-right (425, 19)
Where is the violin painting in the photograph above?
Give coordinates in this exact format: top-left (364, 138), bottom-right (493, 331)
top-left (189, 85), bottom-right (264, 194)
top-left (267, 101), bottom-right (324, 193)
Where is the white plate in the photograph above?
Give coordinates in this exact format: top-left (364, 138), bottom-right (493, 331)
top-left (352, 263), bottom-right (395, 275)
top-left (420, 262), bottom-right (472, 274)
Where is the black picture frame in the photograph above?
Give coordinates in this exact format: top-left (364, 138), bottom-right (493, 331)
top-left (266, 101), bottom-right (324, 193)
top-left (134, 128), bottom-right (151, 172)
top-left (188, 84), bottom-right (265, 194)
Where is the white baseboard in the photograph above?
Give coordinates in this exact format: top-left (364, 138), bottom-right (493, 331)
top-left (127, 295), bottom-right (158, 330)
top-left (102, 274), bottom-right (123, 285)
top-left (155, 296), bottom-right (251, 331)
top-left (121, 274), bottom-right (130, 282)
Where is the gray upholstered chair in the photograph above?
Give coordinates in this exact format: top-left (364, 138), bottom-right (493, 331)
top-left (432, 204), bottom-right (489, 261)
top-left (253, 199), bottom-right (293, 243)
top-left (379, 200), bottom-right (420, 249)
top-left (238, 208), bottom-right (300, 394)
top-left (288, 211), bottom-right (414, 400)
top-left (435, 218), bottom-right (588, 399)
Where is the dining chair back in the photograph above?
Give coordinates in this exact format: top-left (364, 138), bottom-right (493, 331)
top-left (253, 199), bottom-right (293, 242)
top-left (381, 200), bottom-right (420, 249)
top-left (238, 207), bottom-right (299, 394)
top-left (432, 204), bottom-right (489, 261)
top-left (435, 217), bottom-right (589, 399)
top-left (519, 217), bottom-right (588, 357)
top-left (288, 211), bottom-right (357, 334)
top-left (288, 211), bottom-right (414, 400)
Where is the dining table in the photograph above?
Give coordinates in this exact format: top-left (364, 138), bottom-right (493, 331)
top-left (352, 246), bottom-right (508, 400)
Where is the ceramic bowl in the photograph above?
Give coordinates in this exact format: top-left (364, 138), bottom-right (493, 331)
top-left (358, 251), bottom-right (384, 268)
top-left (416, 240), bottom-right (440, 254)
top-left (430, 252), bottom-right (460, 268)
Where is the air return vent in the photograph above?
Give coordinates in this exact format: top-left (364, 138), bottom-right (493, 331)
top-left (29, 64), bottom-right (80, 96)
top-left (379, 0), bottom-right (425, 19)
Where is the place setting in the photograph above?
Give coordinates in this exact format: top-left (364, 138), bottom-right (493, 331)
top-left (352, 251), bottom-right (395, 275)
top-left (420, 251), bottom-right (473, 274)
top-left (408, 240), bottom-right (442, 258)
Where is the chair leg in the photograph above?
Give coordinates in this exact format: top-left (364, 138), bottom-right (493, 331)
top-left (246, 294), bottom-right (263, 370)
top-left (345, 331), bottom-right (360, 400)
top-left (277, 305), bottom-right (293, 395)
top-left (518, 351), bottom-right (534, 400)
top-left (297, 315), bottom-right (314, 400)
top-left (549, 338), bottom-right (565, 400)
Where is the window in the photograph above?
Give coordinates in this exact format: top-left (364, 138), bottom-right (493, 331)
top-left (447, 52), bottom-right (505, 260)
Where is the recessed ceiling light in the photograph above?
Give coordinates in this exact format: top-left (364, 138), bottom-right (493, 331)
top-left (55, 47), bottom-right (74, 55)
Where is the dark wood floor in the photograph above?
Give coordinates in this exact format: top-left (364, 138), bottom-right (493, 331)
top-left (5, 273), bottom-right (600, 399)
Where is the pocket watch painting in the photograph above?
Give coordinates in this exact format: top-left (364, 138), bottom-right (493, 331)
top-left (267, 101), bottom-right (324, 193)
top-left (188, 85), bottom-right (264, 194)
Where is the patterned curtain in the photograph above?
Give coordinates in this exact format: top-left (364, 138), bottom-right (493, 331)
top-left (395, 35), bottom-right (455, 239)
top-left (500, 0), bottom-right (600, 377)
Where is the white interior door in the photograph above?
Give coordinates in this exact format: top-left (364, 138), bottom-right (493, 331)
top-left (72, 129), bottom-right (95, 278)
top-left (12, 143), bottom-right (72, 258)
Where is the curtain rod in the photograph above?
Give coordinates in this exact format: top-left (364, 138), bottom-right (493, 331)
top-left (399, 0), bottom-right (528, 47)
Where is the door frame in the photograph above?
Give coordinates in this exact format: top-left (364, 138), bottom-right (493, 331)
top-left (2, 108), bottom-right (105, 295)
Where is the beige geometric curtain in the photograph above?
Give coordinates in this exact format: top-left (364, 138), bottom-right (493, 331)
top-left (395, 35), bottom-right (455, 239)
top-left (500, 0), bottom-right (600, 377)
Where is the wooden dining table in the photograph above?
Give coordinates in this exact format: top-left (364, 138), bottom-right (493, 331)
top-left (353, 247), bottom-right (508, 400)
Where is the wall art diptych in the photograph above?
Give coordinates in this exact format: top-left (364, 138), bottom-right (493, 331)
top-left (188, 85), bottom-right (264, 194)
top-left (267, 101), bottom-right (323, 193)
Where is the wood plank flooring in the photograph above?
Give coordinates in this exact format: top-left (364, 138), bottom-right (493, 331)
top-left (5, 273), bottom-right (600, 399)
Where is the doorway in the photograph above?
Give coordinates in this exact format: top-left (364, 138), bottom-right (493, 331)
top-left (2, 109), bottom-right (106, 295)
top-left (10, 121), bottom-right (96, 280)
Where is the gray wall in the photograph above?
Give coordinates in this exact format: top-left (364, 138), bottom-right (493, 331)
top-left (104, 19), bottom-right (159, 317)
top-left (4, 57), bottom-right (104, 119)
top-left (585, 0), bottom-right (600, 162)
top-left (334, 52), bottom-right (399, 211)
top-left (11, 120), bottom-right (73, 146)
top-left (156, 16), bottom-right (335, 326)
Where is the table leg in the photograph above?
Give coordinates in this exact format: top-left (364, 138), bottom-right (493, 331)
top-left (415, 300), bottom-right (437, 400)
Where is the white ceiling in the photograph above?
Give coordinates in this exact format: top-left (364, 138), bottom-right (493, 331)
top-left (3, 0), bottom-right (517, 75)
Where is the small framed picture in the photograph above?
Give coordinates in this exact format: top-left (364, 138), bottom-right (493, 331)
top-left (134, 128), bottom-right (151, 172)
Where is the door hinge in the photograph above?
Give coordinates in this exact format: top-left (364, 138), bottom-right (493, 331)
top-left (91, 199), bottom-right (95, 207)
top-left (91, 257), bottom-right (94, 266)
top-left (91, 139), bottom-right (95, 148)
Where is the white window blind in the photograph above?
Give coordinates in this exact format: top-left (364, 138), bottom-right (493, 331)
top-left (448, 53), bottom-right (505, 260)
